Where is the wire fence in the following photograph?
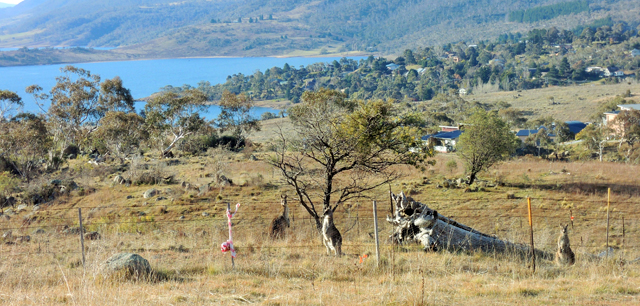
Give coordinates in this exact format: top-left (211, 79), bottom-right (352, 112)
top-left (1, 195), bottom-right (638, 259)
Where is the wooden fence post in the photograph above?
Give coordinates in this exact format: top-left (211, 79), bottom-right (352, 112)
top-left (373, 200), bottom-right (380, 268)
top-left (606, 188), bottom-right (610, 258)
top-left (622, 216), bottom-right (625, 254)
top-left (78, 208), bottom-right (86, 268)
top-left (527, 197), bottom-right (535, 273)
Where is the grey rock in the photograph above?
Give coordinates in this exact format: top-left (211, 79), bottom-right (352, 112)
top-left (33, 205), bottom-right (40, 212)
top-left (2, 230), bottom-right (12, 239)
top-left (50, 179), bottom-right (62, 186)
top-left (126, 195), bottom-right (133, 199)
top-left (202, 212), bottom-right (210, 217)
top-left (16, 204), bottom-right (27, 212)
top-left (4, 209), bottom-right (14, 216)
top-left (113, 175), bottom-right (125, 184)
top-left (179, 215), bottom-right (185, 220)
top-left (137, 211), bottom-right (146, 216)
top-left (598, 247), bottom-right (615, 258)
top-left (156, 196), bottom-right (167, 201)
top-left (198, 184), bottom-right (210, 195)
top-left (62, 226), bottom-right (81, 235)
top-left (102, 253), bottom-right (152, 280)
top-left (15, 235), bottom-right (30, 243)
top-left (143, 189), bottom-right (158, 199)
top-left (32, 228), bottom-right (45, 235)
top-left (217, 175), bottom-right (232, 186)
top-left (84, 231), bottom-right (101, 240)
top-left (1, 214), bottom-right (10, 221)
top-left (249, 154), bottom-right (258, 161)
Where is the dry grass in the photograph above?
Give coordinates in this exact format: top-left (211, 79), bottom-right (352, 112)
top-left (470, 81), bottom-right (640, 122)
top-left (2, 148), bottom-right (640, 304)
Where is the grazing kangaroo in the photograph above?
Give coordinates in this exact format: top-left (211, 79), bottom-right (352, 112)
top-left (555, 224), bottom-right (575, 266)
top-left (322, 208), bottom-right (342, 257)
top-left (269, 195), bottom-right (290, 239)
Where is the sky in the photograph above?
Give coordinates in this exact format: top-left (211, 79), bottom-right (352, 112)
top-left (1, 0), bottom-right (23, 4)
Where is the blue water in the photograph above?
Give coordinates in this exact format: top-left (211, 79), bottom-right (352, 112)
top-left (0, 46), bottom-right (118, 51)
top-left (0, 56), bottom-right (363, 119)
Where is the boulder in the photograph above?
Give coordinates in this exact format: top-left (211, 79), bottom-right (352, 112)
top-left (32, 228), bottom-right (45, 235)
top-left (102, 253), bottom-right (152, 280)
top-left (84, 231), bottom-right (101, 240)
top-left (198, 184), bottom-right (211, 195)
top-left (598, 247), bottom-right (615, 258)
top-left (143, 189), bottom-right (158, 199)
top-left (113, 175), bottom-right (125, 185)
top-left (62, 226), bottom-right (81, 235)
top-left (15, 235), bottom-right (30, 243)
top-left (217, 175), bottom-right (232, 186)
top-left (16, 204), bottom-right (27, 213)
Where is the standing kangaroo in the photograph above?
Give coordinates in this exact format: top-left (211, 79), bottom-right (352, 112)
top-left (555, 224), bottom-right (575, 266)
top-left (322, 208), bottom-right (342, 257)
top-left (269, 195), bottom-right (290, 239)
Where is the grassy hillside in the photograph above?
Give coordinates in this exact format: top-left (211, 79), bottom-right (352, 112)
top-left (1, 128), bottom-right (640, 304)
top-left (470, 80), bottom-right (640, 122)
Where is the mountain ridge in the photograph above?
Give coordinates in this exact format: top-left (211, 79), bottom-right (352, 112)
top-left (0, 0), bottom-right (638, 60)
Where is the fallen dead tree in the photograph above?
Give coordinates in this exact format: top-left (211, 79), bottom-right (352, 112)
top-left (386, 191), bottom-right (553, 260)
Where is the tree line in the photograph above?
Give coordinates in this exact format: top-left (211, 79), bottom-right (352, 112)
top-left (0, 66), bottom-right (259, 183)
top-left (508, 0), bottom-right (590, 23)
top-left (165, 22), bottom-right (640, 107)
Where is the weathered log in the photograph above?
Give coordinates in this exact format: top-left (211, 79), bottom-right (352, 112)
top-left (386, 191), bottom-right (552, 260)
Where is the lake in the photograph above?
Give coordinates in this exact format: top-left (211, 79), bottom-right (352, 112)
top-left (0, 56), bottom-right (363, 119)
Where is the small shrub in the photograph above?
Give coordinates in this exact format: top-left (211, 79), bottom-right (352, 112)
top-left (446, 159), bottom-right (458, 174)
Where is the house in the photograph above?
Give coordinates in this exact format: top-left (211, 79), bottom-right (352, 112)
top-left (585, 66), bottom-right (604, 76)
top-left (604, 104), bottom-right (640, 133)
top-left (489, 58), bottom-right (505, 67)
top-left (515, 126), bottom-right (556, 143)
top-left (632, 49), bottom-right (640, 57)
top-left (564, 121), bottom-right (587, 135)
top-left (421, 130), bottom-right (463, 153)
top-left (386, 63), bottom-right (400, 71)
top-left (604, 66), bottom-right (623, 77)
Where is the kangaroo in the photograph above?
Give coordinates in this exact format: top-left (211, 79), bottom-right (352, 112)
top-left (322, 208), bottom-right (342, 257)
top-left (554, 224), bottom-right (575, 266)
top-left (269, 195), bottom-right (290, 239)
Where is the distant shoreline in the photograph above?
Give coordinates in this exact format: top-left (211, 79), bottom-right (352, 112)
top-left (0, 48), bottom-right (371, 68)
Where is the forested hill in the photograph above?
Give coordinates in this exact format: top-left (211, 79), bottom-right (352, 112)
top-left (0, 0), bottom-right (639, 58)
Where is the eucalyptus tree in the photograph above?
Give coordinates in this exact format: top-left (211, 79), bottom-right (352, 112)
top-left (0, 90), bottom-right (23, 121)
top-left (144, 89), bottom-right (208, 157)
top-left (26, 66), bottom-right (134, 155)
top-left (269, 89), bottom-right (431, 231)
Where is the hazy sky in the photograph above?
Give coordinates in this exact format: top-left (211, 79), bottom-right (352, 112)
top-left (2, 0), bottom-right (23, 4)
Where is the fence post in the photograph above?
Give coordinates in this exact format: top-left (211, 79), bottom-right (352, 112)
top-left (527, 197), bottom-right (535, 273)
top-left (622, 216), bottom-right (625, 254)
top-left (227, 202), bottom-right (234, 269)
top-left (570, 209), bottom-right (574, 229)
top-left (372, 200), bottom-right (380, 268)
top-left (606, 188), bottom-right (610, 258)
top-left (78, 208), bottom-right (86, 268)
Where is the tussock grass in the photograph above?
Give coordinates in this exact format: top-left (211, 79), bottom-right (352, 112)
top-left (2, 149), bottom-right (640, 304)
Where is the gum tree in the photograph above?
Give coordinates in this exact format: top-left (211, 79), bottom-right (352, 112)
top-left (269, 89), bottom-right (431, 231)
top-left (457, 108), bottom-right (518, 185)
top-left (144, 89), bottom-right (208, 157)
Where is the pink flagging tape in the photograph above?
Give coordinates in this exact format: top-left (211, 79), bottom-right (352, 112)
top-left (221, 203), bottom-right (241, 258)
